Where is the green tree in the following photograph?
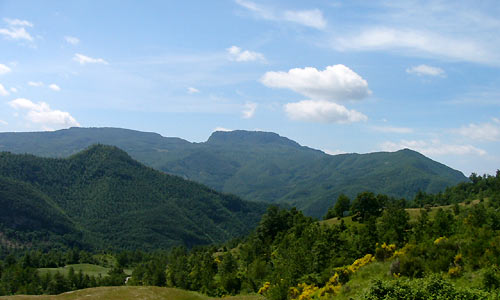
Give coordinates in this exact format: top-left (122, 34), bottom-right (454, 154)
top-left (351, 192), bottom-right (383, 222)
top-left (334, 194), bottom-right (351, 218)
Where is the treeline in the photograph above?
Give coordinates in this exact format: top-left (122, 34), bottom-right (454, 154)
top-left (1, 171), bottom-right (500, 299)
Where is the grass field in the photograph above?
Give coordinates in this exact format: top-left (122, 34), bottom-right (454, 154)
top-left (0, 286), bottom-right (265, 300)
top-left (321, 199), bottom-right (482, 226)
top-left (37, 264), bottom-right (132, 278)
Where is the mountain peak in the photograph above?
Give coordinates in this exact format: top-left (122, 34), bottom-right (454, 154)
top-left (207, 130), bottom-right (301, 148)
top-left (69, 144), bottom-right (134, 164)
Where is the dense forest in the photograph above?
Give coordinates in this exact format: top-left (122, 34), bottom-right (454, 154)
top-left (1, 171), bottom-right (499, 299)
top-left (0, 145), bottom-right (267, 251)
top-left (0, 127), bottom-right (467, 217)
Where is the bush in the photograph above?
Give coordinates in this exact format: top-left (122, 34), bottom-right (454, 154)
top-left (483, 267), bottom-right (500, 291)
top-left (364, 276), bottom-right (489, 300)
top-left (399, 255), bottom-right (425, 278)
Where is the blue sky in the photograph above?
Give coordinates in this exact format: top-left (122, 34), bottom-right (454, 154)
top-left (0, 0), bottom-right (499, 176)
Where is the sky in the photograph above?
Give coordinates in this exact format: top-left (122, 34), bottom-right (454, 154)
top-left (0, 0), bottom-right (499, 176)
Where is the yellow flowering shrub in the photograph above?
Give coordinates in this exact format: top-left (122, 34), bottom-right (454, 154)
top-left (375, 242), bottom-right (397, 260)
top-left (258, 281), bottom-right (271, 295)
top-left (348, 254), bottom-right (375, 273)
top-left (290, 253), bottom-right (375, 300)
top-left (434, 236), bottom-right (448, 245)
top-left (454, 253), bottom-right (463, 266)
top-left (448, 266), bottom-right (461, 278)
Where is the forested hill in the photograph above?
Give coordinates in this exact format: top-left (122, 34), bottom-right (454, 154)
top-left (0, 145), bottom-right (268, 251)
top-left (0, 127), bottom-right (467, 217)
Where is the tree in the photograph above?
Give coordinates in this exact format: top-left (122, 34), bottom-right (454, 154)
top-left (350, 192), bottom-right (383, 222)
top-left (334, 194), bottom-right (351, 218)
top-left (377, 205), bottom-right (410, 246)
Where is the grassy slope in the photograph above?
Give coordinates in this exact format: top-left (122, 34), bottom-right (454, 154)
top-left (332, 261), bottom-right (485, 300)
top-left (0, 286), bottom-right (264, 300)
top-left (320, 199), bottom-right (482, 226)
top-left (37, 264), bottom-right (132, 278)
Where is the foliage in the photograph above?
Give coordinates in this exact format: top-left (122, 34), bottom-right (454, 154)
top-left (0, 127), bottom-right (467, 217)
top-left (0, 145), bottom-right (267, 251)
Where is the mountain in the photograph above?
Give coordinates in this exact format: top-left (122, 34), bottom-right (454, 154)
top-left (0, 127), bottom-right (468, 217)
top-left (0, 175), bottom-right (83, 250)
top-left (0, 145), bottom-right (267, 250)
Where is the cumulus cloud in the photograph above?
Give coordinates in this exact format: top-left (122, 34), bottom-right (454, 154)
top-left (0, 83), bottom-right (9, 96)
top-left (9, 98), bottom-right (80, 129)
top-left (0, 18), bottom-right (33, 41)
top-left (380, 139), bottom-right (486, 156)
top-left (235, 0), bottom-right (327, 30)
top-left (227, 46), bottom-right (265, 62)
top-left (28, 81), bottom-right (43, 87)
top-left (0, 64), bottom-right (11, 75)
top-left (456, 120), bottom-right (500, 141)
top-left (285, 100), bottom-right (367, 124)
top-left (48, 84), bottom-right (61, 91)
top-left (372, 126), bottom-right (413, 134)
top-left (73, 53), bottom-right (108, 65)
top-left (242, 102), bottom-right (257, 118)
top-left (64, 36), bottom-right (80, 45)
top-left (187, 87), bottom-right (200, 94)
top-left (261, 65), bottom-right (370, 124)
top-left (261, 65), bottom-right (371, 102)
top-left (10, 87), bottom-right (17, 93)
top-left (406, 64), bottom-right (445, 77)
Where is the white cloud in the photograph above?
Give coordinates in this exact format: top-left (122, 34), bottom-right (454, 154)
top-left (48, 84), bottom-right (61, 91)
top-left (0, 119), bottom-right (7, 126)
top-left (406, 64), bottom-right (445, 77)
top-left (9, 98), bottom-right (80, 129)
top-left (73, 53), bottom-right (108, 65)
top-left (0, 20), bottom-right (33, 41)
top-left (242, 102), bottom-right (257, 118)
top-left (187, 87), bottom-right (200, 94)
top-left (283, 9), bottom-right (326, 30)
top-left (4, 18), bottom-right (33, 27)
top-left (235, 0), bottom-right (327, 30)
top-left (323, 149), bottom-right (347, 155)
top-left (0, 83), bottom-right (9, 96)
top-left (213, 127), bottom-right (232, 132)
top-left (456, 120), bottom-right (500, 141)
top-left (235, 0), bottom-right (274, 19)
top-left (372, 126), bottom-right (413, 134)
top-left (285, 100), bottom-right (367, 124)
top-left (380, 139), bottom-right (486, 156)
top-left (334, 27), bottom-right (497, 66)
top-left (28, 81), bottom-right (44, 87)
top-left (10, 87), bottom-right (17, 93)
top-left (0, 64), bottom-right (12, 75)
top-left (261, 65), bottom-right (371, 102)
top-left (227, 46), bottom-right (265, 62)
top-left (64, 36), bottom-right (80, 45)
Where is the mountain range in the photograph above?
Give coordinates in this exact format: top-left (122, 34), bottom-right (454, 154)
top-left (0, 127), bottom-right (468, 217)
top-left (0, 145), bottom-right (267, 250)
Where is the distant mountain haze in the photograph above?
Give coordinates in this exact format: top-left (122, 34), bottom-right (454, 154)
top-left (0, 127), bottom-right (467, 217)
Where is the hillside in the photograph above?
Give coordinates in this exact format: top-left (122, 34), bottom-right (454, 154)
top-left (0, 127), bottom-right (467, 217)
top-left (0, 145), bottom-right (267, 250)
top-left (0, 286), bottom-right (264, 300)
top-left (0, 176), bottom-right (82, 250)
